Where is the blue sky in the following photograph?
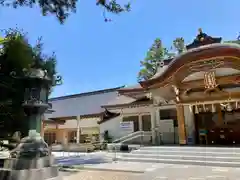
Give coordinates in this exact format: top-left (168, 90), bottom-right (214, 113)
top-left (1, 0), bottom-right (240, 97)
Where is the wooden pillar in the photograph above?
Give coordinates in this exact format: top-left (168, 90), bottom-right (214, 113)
top-left (138, 115), bottom-right (143, 131)
top-left (76, 115), bottom-right (81, 144)
top-left (150, 108), bottom-right (156, 144)
top-left (177, 105), bottom-right (187, 145)
top-left (216, 104), bottom-right (223, 125)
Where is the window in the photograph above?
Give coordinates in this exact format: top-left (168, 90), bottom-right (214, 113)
top-left (122, 116), bottom-right (139, 131)
top-left (80, 134), bottom-right (88, 143)
top-left (142, 115), bottom-right (151, 131)
top-left (44, 132), bottom-right (56, 145)
top-left (159, 109), bottom-right (178, 127)
top-left (68, 131), bottom-right (77, 143)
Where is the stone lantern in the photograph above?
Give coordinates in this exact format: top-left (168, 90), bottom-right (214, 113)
top-left (0, 68), bottom-right (62, 180)
top-left (22, 68), bottom-right (51, 136)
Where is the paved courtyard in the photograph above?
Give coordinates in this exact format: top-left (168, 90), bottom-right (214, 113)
top-left (62, 170), bottom-right (141, 180)
top-left (136, 164), bottom-right (240, 180)
top-left (61, 164), bottom-right (240, 180)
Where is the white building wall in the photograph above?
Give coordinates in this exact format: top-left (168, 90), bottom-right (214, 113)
top-left (99, 116), bottom-right (123, 141)
top-left (103, 105), bottom-right (180, 144)
top-left (58, 119), bottom-right (77, 129)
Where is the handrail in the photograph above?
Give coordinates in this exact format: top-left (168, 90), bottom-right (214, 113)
top-left (120, 131), bottom-right (152, 144)
top-left (112, 131), bottom-right (152, 161)
top-left (113, 131), bottom-right (144, 143)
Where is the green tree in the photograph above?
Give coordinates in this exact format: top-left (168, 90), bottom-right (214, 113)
top-left (138, 38), bottom-right (170, 81)
top-left (97, 0), bottom-right (131, 22)
top-left (0, 28), bottom-right (60, 137)
top-left (138, 37), bottom-right (186, 81)
top-left (168, 37), bottom-right (186, 58)
top-left (1, 0), bottom-right (130, 24)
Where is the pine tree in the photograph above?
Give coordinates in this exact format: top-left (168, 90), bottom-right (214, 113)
top-left (138, 38), bottom-right (170, 81)
top-left (138, 37), bottom-right (186, 81)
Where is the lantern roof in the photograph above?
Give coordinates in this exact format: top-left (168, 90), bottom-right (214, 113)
top-left (24, 68), bottom-right (51, 81)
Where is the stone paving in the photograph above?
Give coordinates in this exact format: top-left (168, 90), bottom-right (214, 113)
top-left (136, 164), bottom-right (240, 180)
top-left (83, 161), bottom-right (164, 173)
top-left (62, 164), bottom-right (240, 180)
top-left (63, 170), bottom-right (141, 180)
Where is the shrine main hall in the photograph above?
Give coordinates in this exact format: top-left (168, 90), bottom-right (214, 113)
top-left (119, 29), bottom-right (240, 146)
top-left (44, 30), bottom-right (240, 147)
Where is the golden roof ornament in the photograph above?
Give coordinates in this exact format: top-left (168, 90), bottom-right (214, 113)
top-left (186, 28), bottom-right (222, 50)
top-left (198, 28), bottom-right (204, 41)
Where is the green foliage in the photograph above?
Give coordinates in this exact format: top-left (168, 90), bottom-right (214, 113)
top-left (0, 0), bottom-right (77, 24)
top-left (0, 0), bottom-right (130, 23)
top-left (0, 28), bottom-right (59, 86)
top-left (138, 37), bottom-right (186, 81)
top-left (172, 37), bottom-right (186, 54)
top-left (97, 0), bottom-right (131, 22)
top-left (0, 28), bottom-right (60, 137)
top-left (138, 38), bottom-right (170, 81)
top-left (103, 130), bottom-right (112, 143)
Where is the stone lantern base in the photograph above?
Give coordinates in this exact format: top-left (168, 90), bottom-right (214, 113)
top-left (0, 157), bottom-right (61, 180)
top-left (0, 130), bottom-right (62, 180)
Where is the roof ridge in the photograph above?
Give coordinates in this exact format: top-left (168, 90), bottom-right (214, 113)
top-left (49, 85), bottom-right (125, 101)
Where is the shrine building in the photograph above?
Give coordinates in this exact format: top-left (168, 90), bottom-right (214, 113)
top-left (43, 29), bottom-right (240, 147)
top-left (118, 29), bottom-right (240, 145)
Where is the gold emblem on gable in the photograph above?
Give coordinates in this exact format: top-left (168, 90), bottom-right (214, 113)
top-left (204, 71), bottom-right (217, 89)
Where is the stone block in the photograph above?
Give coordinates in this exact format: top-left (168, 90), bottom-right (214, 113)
top-left (0, 166), bottom-right (59, 180)
top-left (0, 168), bottom-right (11, 180)
top-left (4, 156), bottom-right (55, 170)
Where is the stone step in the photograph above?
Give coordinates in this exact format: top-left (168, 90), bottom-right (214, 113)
top-left (0, 166), bottom-right (59, 180)
top-left (118, 153), bottom-right (240, 163)
top-left (140, 146), bottom-right (240, 153)
top-left (116, 156), bottom-right (240, 167)
top-left (132, 149), bottom-right (240, 157)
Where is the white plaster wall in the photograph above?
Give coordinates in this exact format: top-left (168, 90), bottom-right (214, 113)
top-left (99, 116), bottom-right (123, 142)
top-left (183, 105), bottom-right (196, 145)
top-left (57, 117), bottom-right (99, 129)
top-left (44, 123), bottom-right (57, 130)
top-left (58, 119), bottom-right (77, 129)
top-left (79, 117), bottom-right (99, 128)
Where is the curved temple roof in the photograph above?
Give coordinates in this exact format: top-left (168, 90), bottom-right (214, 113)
top-left (140, 43), bottom-right (240, 88)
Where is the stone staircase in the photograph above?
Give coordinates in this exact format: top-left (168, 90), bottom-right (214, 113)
top-left (115, 146), bottom-right (240, 167)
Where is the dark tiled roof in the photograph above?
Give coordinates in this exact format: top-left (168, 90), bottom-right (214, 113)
top-left (49, 86), bottom-right (125, 101)
top-left (45, 86), bottom-right (124, 119)
top-left (98, 110), bottom-right (120, 124)
top-left (101, 95), bottom-right (136, 107)
top-left (102, 96), bottom-right (152, 108)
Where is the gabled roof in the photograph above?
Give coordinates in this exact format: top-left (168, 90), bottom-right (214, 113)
top-left (49, 86), bottom-right (124, 101)
top-left (45, 86), bottom-right (124, 119)
top-left (140, 43), bottom-right (240, 88)
top-left (98, 110), bottom-right (120, 124)
top-left (102, 95), bottom-right (152, 108)
top-left (101, 95), bottom-right (136, 107)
